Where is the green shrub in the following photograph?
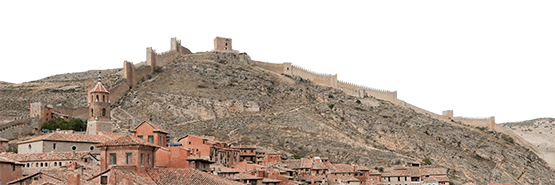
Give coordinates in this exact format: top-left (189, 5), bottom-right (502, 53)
top-left (423, 158), bottom-right (432, 165)
top-left (6, 148), bottom-right (17, 153)
top-left (356, 100), bottom-right (361, 104)
top-left (197, 85), bottom-right (207, 88)
top-left (293, 155), bottom-right (304, 159)
top-left (146, 74), bottom-right (152, 79)
top-left (154, 66), bottom-right (162, 73)
top-left (42, 118), bottom-right (86, 131)
top-left (329, 104), bottom-right (335, 109)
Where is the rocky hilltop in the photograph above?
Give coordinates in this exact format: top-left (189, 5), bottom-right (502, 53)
top-left (2, 52), bottom-right (555, 184)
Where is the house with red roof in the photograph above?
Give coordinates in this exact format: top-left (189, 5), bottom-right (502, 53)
top-left (0, 156), bottom-right (23, 185)
top-left (17, 133), bottom-right (112, 154)
top-left (131, 120), bottom-right (169, 147)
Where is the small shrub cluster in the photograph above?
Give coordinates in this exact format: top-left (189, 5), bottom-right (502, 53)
top-left (423, 158), bottom-right (432, 165)
top-left (42, 118), bottom-right (86, 131)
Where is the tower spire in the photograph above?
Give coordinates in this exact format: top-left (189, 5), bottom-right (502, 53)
top-left (98, 72), bottom-right (102, 82)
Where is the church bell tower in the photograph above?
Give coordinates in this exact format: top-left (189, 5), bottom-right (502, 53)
top-left (86, 72), bottom-right (114, 135)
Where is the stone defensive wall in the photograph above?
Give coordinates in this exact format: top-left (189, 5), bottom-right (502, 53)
top-left (108, 81), bottom-right (131, 103)
top-left (0, 117), bottom-right (41, 140)
top-left (254, 60), bottom-right (496, 129)
top-left (51, 106), bottom-right (89, 121)
top-left (124, 37), bottom-right (192, 88)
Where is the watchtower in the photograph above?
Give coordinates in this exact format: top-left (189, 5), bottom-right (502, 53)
top-left (442, 110), bottom-right (454, 118)
top-left (86, 72), bottom-right (113, 135)
top-left (214, 37), bottom-right (232, 51)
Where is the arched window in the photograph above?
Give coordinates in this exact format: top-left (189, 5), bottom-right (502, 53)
top-left (91, 96), bottom-right (93, 102)
top-left (102, 108), bottom-right (106, 116)
top-left (96, 95), bottom-right (99, 102)
top-left (91, 109), bottom-right (94, 117)
top-left (102, 95), bottom-right (105, 102)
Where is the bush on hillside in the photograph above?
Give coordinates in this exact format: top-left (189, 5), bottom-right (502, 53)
top-left (42, 118), bottom-right (86, 131)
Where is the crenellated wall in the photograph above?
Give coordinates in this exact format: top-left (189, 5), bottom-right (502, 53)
top-left (254, 60), bottom-right (496, 129)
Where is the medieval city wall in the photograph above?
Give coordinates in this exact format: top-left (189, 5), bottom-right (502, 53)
top-left (452, 116), bottom-right (496, 129)
top-left (254, 59), bottom-right (495, 129)
top-left (52, 106), bottom-right (89, 120)
top-left (109, 81), bottom-right (131, 103)
top-left (0, 118), bottom-right (41, 140)
top-left (154, 50), bottom-right (180, 67)
top-left (254, 61), bottom-right (286, 74)
top-left (291, 64), bottom-right (337, 88)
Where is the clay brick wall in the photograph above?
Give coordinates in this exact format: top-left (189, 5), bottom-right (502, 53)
top-left (167, 145), bottom-right (191, 168)
top-left (0, 162), bottom-right (22, 185)
top-left (133, 124), bottom-right (167, 147)
top-left (179, 136), bottom-right (211, 157)
top-left (155, 147), bottom-right (170, 167)
top-left (99, 146), bottom-right (156, 171)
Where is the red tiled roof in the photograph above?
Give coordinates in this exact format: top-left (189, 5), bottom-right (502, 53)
top-left (330, 163), bottom-right (354, 173)
top-left (212, 164), bottom-right (240, 173)
top-left (300, 158), bottom-right (312, 168)
top-left (89, 82), bottom-right (109, 93)
top-left (133, 120), bottom-right (168, 134)
top-left (0, 156), bottom-right (21, 164)
top-left (228, 173), bottom-right (263, 180)
top-left (96, 134), bottom-right (160, 148)
top-left (0, 151), bottom-right (89, 162)
top-left (98, 132), bottom-right (127, 140)
top-left (89, 167), bottom-right (154, 185)
top-left (0, 136), bottom-right (8, 142)
top-left (147, 168), bottom-right (244, 185)
top-left (283, 159), bottom-right (301, 169)
top-left (262, 178), bottom-right (282, 183)
top-left (18, 133), bottom-right (112, 144)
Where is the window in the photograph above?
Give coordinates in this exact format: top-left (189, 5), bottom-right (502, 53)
top-left (101, 176), bottom-right (108, 185)
top-left (96, 95), bottom-right (99, 102)
top-left (26, 163), bottom-right (29, 167)
top-left (159, 136), bottom-right (162, 145)
top-left (28, 144), bottom-right (31, 149)
top-left (147, 154), bottom-right (150, 165)
top-left (59, 162), bottom-right (62, 166)
top-left (102, 108), bottom-right (106, 116)
top-left (12, 165), bottom-right (15, 171)
top-left (102, 95), bottom-right (105, 102)
top-left (91, 109), bottom-right (94, 116)
top-left (110, 154), bottom-right (116, 165)
top-left (141, 154), bottom-right (144, 165)
top-left (54, 162), bottom-right (57, 166)
top-left (138, 135), bottom-right (143, 139)
top-left (126, 153), bottom-right (132, 164)
top-left (71, 146), bottom-right (77, 151)
top-left (148, 136), bottom-right (154, 143)
top-left (90, 146), bottom-right (95, 150)
top-left (53, 143), bottom-right (56, 150)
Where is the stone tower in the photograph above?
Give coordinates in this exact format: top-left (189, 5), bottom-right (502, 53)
top-left (214, 37), bottom-right (232, 51)
top-left (86, 72), bottom-right (113, 135)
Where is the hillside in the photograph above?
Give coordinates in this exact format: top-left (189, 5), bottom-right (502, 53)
top-left (2, 52), bottom-right (555, 184)
top-left (500, 118), bottom-right (555, 169)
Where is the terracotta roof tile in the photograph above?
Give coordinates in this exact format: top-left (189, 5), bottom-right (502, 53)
top-left (0, 151), bottom-right (89, 162)
top-left (330, 163), bottom-right (354, 173)
top-left (19, 133), bottom-right (112, 144)
top-left (423, 175), bottom-right (450, 182)
top-left (212, 164), bottom-right (240, 173)
top-left (98, 132), bottom-right (127, 140)
top-left (228, 173), bottom-right (263, 180)
top-left (89, 82), bottom-right (109, 93)
top-left (97, 134), bottom-right (160, 148)
top-left (0, 136), bottom-right (8, 142)
top-left (133, 120), bottom-right (168, 134)
top-left (147, 168), bottom-right (244, 185)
